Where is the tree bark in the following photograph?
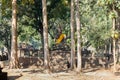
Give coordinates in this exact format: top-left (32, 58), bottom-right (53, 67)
top-left (42, 0), bottom-right (50, 72)
top-left (75, 0), bottom-right (82, 73)
top-left (112, 3), bottom-right (116, 72)
top-left (112, 18), bottom-right (116, 72)
top-left (70, 0), bottom-right (76, 70)
top-left (10, 0), bottom-right (19, 68)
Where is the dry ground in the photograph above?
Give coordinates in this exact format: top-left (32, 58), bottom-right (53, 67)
top-left (1, 50), bottom-right (120, 80)
top-left (2, 68), bottom-right (120, 80)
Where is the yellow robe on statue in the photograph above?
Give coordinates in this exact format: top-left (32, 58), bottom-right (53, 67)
top-left (56, 34), bottom-right (66, 44)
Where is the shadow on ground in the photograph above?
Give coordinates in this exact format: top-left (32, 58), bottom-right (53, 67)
top-left (8, 75), bottom-right (22, 80)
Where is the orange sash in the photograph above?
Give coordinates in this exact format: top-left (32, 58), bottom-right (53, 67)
top-left (56, 34), bottom-right (66, 44)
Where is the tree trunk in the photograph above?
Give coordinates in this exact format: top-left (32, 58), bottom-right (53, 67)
top-left (112, 18), bottom-right (116, 72)
top-left (75, 0), bottom-right (82, 73)
top-left (10, 0), bottom-right (19, 69)
top-left (112, 3), bottom-right (116, 72)
top-left (116, 17), bottom-right (120, 63)
top-left (70, 0), bottom-right (76, 70)
top-left (42, 0), bottom-right (50, 72)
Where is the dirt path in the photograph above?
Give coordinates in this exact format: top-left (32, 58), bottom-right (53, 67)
top-left (84, 69), bottom-right (120, 80)
top-left (2, 68), bottom-right (120, 80)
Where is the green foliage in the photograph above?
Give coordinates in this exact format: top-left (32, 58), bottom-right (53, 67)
top-left (17, 0), bottom-right (70, 48)
top-left (97, 0), bottom-right (115, 5)
top-left (80, 0), bottom-right (112, 49)
top-left (116, 1), bottom-right (120, 9)
top-left (47, 0), bottom-right (70, 19)
top-left (0, 1), bottom-right (11, 49)
top-left (48, 18), bottom-right (70, 46)
top-left (1, 0), bottom-right (119, 51)
top-left (109, 10), bottom-right (118, 19)
top-left (1, 0), bottom-right (12, 16)
top-left (0, 18), bottom-right (11, 49)
top-left (97, 0), bottom-right (120, 18)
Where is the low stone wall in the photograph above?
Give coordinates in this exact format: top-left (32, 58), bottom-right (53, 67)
top-left (19, 51), bottom-right (113, 71)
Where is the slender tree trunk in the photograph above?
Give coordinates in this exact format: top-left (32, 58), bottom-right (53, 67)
top-left (117, 17), bottom-right (120, 63)
top-left (42, 0), bottom-right (50, 72)
top-left (70, 0), bottom-right (76, 70)
top-left (112, 18), bottom-right (116, 72)
top-left (39, 31), bottom-right (44, 50)
top-left (10, 0), bottom-right (19, 68)
top-left (112, 3), bottom-right (116, 72)
top-left (75, 0), bottom-right (82, 73)
top-left (0, 1), bottom-right (1, 25)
